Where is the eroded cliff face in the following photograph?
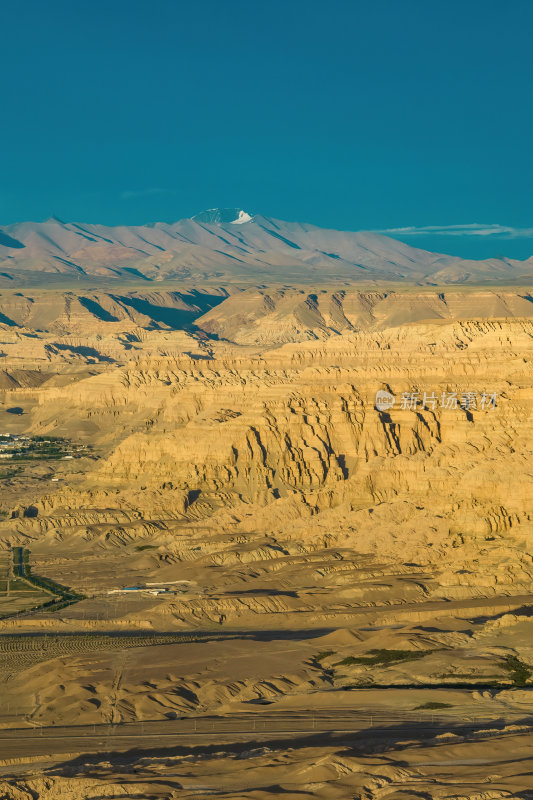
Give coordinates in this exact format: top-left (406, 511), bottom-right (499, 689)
top-left (1, 302), bottom-right (533, 788)
top-left (195, 287), bottom-right (533, 343)
top-left (1, 315), bottom-right (532, 596)
top-left (0, 288), bottom-right (229, 334)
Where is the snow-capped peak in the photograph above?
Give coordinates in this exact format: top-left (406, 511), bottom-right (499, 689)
top-left (191, 208), bottom-right (253, 225)
top-left (231, 210), bottom-right (252, 225)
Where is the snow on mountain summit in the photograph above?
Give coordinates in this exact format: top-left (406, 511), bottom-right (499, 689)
top-left (191, 208), bottom-right (253, 225)
top-left (1, 211), bottom-right (531, 285)
top-left (231, 210), bottom-right (252, 224)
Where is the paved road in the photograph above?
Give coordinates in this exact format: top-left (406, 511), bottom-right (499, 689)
top-left (0, 711), bottom-right (531, 764)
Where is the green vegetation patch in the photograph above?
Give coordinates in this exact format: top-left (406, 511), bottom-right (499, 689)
top-left (0, 436), bottom-right (90, 464)
top-left (16, 548), bottom-right (84, 599)
top-left (335, 649), bottom-right (435, 667)
top-left (502, 655), bottom-right (532, 687)
top-left (415, 701), bottom-right (453, 710)
top-left (1, 547), bottom-right (86, 619)
top-left (314, 651), bottom-right (335, 663)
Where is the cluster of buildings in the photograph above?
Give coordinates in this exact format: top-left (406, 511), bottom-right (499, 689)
top-left (0, 434), bottom-right (31, 459)
top-left (0, 434), bottom-right (84, 460)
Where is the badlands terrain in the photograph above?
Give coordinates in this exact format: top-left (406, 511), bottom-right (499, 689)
top-left (0, 267), bottom-right (532, 796)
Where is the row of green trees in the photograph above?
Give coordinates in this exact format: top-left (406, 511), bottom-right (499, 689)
top-left (12, 547), bottom-right (85, 612)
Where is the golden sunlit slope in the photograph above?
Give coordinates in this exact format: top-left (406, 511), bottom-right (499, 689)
top-left (0, 291), bottom-right (532, 799)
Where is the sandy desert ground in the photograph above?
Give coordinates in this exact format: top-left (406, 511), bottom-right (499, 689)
top-left (0, 284), bottom-right (532, 798)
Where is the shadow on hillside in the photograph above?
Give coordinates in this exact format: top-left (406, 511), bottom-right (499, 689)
top-left (37, 715), bottom-right (533, 781)
top-left (110, 292), bottom-right (226, 329)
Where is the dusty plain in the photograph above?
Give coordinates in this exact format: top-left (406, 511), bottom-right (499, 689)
top-left (0, 284), bottom-right (532, 798)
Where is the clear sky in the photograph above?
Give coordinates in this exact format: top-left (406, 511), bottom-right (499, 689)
top-left (2, 0), bottom-right (532, 258)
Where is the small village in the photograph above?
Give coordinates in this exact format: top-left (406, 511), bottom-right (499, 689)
top-left (0, 434), bottom-right (89, 461)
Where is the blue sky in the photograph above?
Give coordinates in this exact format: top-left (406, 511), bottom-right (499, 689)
top-left (1, 0), bottom-right (532, 258)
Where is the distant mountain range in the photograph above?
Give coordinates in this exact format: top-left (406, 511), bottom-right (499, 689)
top-left (0, 209), bottom-right (532, 286)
